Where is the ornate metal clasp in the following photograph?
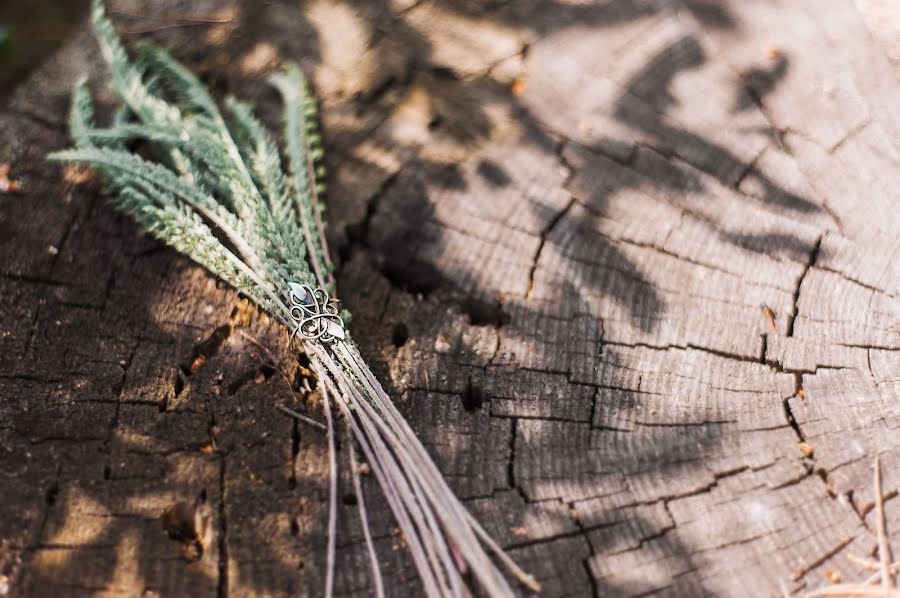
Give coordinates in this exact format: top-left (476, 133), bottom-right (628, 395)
top-left (287, 283), bottom-right (345, 343)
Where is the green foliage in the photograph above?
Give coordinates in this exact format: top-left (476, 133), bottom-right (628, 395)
top-left (48, 0), bottom-right (333, 323)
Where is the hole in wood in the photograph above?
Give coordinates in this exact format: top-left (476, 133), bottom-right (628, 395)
top-left (461, 377), bottom-right (484, 411)
top-left (391, 322), bottom-right (409, 347)
top-left (461, 296), bottom-right (509, 328)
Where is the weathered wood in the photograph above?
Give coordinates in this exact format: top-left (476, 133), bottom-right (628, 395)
top-left (0, 1), bottom-right (897, 596)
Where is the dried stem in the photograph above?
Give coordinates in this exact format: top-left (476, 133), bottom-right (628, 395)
top-left (322, 375), bottom-right (443, 597)
top-left (321, 383), bottom-right (338, 598)
top-left (275, 404), bottom-right (326, 431)
top-left (347, 426), bottom-right (385, 598)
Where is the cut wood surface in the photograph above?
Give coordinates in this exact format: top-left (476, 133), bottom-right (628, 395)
top-left (1, 1), bottom-right (898, 596)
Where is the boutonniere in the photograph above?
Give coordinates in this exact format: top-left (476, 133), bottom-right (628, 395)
top-left (49, 2), bottom-right (539, 596)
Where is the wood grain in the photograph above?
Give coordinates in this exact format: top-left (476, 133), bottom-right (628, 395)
top-left (0, 0), bottom-right (897, 596)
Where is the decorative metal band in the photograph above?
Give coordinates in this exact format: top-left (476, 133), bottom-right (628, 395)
top-left (288, 282), bottom-right (345, 343)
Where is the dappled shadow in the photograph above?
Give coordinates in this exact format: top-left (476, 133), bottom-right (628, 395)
top-left (734, 53), bottom-right (789, 113)
top-left (1, 0), bottom-right (834, 596)
top-left (335, 259), bottom-right (742, 595)
top-left (0, 20), bottom-right (334, 597)
top-left (434, 0), bottom-right (736, 35)
top-left (5, 186), bottom-right (340, 595)
top-left (613, 35), bottom-right (819, 216)
top-left (314, 0), bottom-right (826, 595)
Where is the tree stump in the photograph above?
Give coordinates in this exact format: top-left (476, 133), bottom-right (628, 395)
top-left (1, 1), bottom-right (897, 596)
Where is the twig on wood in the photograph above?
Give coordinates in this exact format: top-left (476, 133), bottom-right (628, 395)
top-left (849, 554), bottom-right (900, 577)
top-left (805, 585), bottom-right (900, 597)
top-left (275, 405), bottom-right (326, 431)
top-left (850, 553), bottom-right (884, 572)
top-left (866, 567), bottom-right (900, 587)
top-left (804, 456), bottom-right (897, 598)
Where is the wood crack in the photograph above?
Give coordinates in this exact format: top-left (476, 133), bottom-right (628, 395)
top-left (785, 234), bottom-right (822, 337)
top-left (525, 195), bottom-right (576, 300)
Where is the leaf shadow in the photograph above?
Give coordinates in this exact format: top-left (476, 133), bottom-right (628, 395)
top-left (6, 0), bottom-right (833, 596)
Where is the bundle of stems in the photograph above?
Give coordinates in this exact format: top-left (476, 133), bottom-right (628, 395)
top-left (49, 2), bottom-right (539, 596)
